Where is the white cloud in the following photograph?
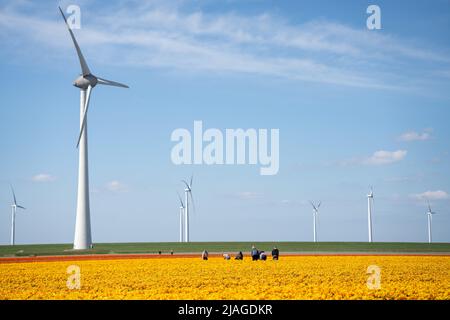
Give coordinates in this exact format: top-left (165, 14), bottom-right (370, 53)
top-left (105, 180), bottom-right (128, 193)
top-left (410, 190), bottom-right (449, 201)
top-left (32, 173), bottom-right (56, 182)
top-left (398, 130), bottom-right (432, 142)
top-left (363, 150), bottom-right (407, 166)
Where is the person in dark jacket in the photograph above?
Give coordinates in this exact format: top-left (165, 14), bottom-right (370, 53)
top-left (251, 246), bottom-right (259, 261)
top-left (272, 247), bottom-right (279, 260)
top-left (235, 251), bottom-right (244, 260)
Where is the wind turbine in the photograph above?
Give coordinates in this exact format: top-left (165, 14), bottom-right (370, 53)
top-left (309, 201), bottom-right (321, 243)
top-left (367, 186), bottom-right (374, 243)
top-left (177, 192), bottom-right (185, 243)
top-left (10, 185), bottom-right (26, 246)
top-left (426, 201), bottom-right (436, 243)
top-left (181, 176), bottom-right (195, 242)
top-left (58, 7), bottom-right (129, 250)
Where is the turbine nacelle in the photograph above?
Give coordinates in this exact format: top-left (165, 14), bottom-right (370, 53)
top-left (73, 74), bottom-right (98, 89)
top-left (427, 201), bottom-right (436, 215)
top-left (310, 201), bottom-right (321, 213)
top-left (182, 178), bottom-right (193, 192)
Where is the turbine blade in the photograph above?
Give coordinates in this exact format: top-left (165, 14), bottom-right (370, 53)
top-left (427, 200), bottom-right (432, 213)
top-left (189, 191), bottom-right (196, 216)
top-left (58, 7), bottom-right (91, 76)
top-left (317, 201), bottom-right (321, 209)
top-left (97, 77), bottom-right (129, 88)
top-left (309, 201), bottom-right (316, 211)
top-left (17, 205), bottom-right (26, 210)
top-left (177, 192), bottom-right (184, 208)
top-left (76, 85), bottom-right (93, 148)
top-left (190, 175), bottom-right (193, 188)
top-left (10, 184), bottom-right (17, 206)
top-left (181, 180), bottom-right (190, 190)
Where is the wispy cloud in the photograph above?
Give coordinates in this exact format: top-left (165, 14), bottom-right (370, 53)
top-left (398, 129), bottom-right (432, 142)
top-left (32, 173), bottom-right (56, 182)
top-left (410, 190), bottom-right (449, 201)
top-left (105, 180), bottom-right (128, 193)
top-left (341, 150), bottom-right (407, 166)
top-left (363, 150), bottom-right (407, 166)
top-left (0, 1), bottom-right (449, 91)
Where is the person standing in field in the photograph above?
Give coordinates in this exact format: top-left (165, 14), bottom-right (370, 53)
top-left (202, 250), bottom-right (209, 260)
top-left (272, 247), bottom-right (279, 260)
top-left (251, 245), bottom-right (259, 261)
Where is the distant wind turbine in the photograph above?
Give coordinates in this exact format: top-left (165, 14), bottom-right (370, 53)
top-left (177, 192), bottom-right (185, 243)
top-left (367, 186), bottom-right (374, 243)
top-left (10, 185), bottom-right (26, 246)
top-left (59, 7), bottom-right (129, 250)
top-left (426, 201), bottom-right (436, 243)
top-left (309, 201), bottom-right (321, 243)
top-left (182, 176), bottom-right (195, 242)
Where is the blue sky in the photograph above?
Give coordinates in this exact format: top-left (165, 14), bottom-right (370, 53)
top-left (0, 0), bottom-right (449, 244)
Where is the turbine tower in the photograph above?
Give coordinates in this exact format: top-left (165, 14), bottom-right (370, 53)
top-left (177, 192), bottom-right (185, 243)
top-left (309, 201), bottom-right (321, 243)
top-left (367, 187), bottom-right (374, 243)
top-left (182, 176), bottom-right (195, 242)
top-left (59, 7), bottom-right (129, 250)
top-left (10, 185), bottom-right (26, 246)
top-left (426, 201), bottom-right (436, 243)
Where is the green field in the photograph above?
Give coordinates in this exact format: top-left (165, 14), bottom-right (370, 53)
top-left (0, 242), bottom-right (449, 257)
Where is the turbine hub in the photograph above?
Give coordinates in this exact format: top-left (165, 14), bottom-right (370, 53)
top-left (73, 74), bottom-right (98, 89)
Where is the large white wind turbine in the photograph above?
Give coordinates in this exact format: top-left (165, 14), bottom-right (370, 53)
top-left (309, 201), bottom-right (321, 243)
top-left (177, 192), bottom-right (185, 243)
top-left (367, 187), bottom-right (374, 243)
top-left (182, 176), bottom-right (195, 242)
top-left (10, 185), bottom-right (26, 246)
top-left (59, 7), bottom-right (129, 250)
top-left (426, 201), bottom-right (436, 243)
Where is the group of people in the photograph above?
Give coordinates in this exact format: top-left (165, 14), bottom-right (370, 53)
top-left (201, 246), bottom-right (279, 261)
top-left (251, 246), bottom-right (279, 261)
